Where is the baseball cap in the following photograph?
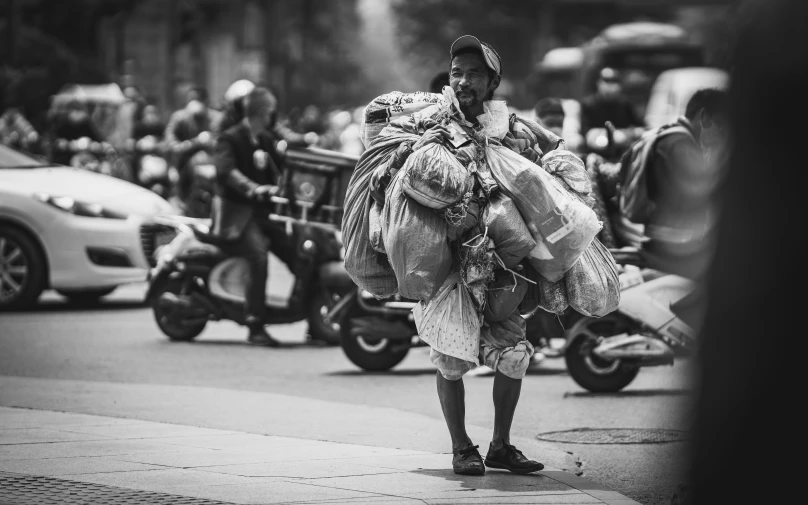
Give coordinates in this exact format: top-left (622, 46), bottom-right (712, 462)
top-left (450, 35), bottom-right (502, 76)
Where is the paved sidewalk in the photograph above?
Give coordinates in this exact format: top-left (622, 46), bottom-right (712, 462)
top-left (0, 407), bottom-right (642, 505)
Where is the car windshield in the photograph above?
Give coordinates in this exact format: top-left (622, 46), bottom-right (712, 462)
top-left (0, 144), bottom-right (51, 168)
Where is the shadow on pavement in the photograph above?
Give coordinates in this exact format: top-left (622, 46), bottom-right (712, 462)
top-left (563, 388), bottom-right (692, 398)
top-left (326, 368), bottom-right (438, 377)
top-left (411, 468), bottom-right (570, 494)
top-left (2, 300), bottom-right (147, 314)
top-left (176, 339), bottom-right (336, 350)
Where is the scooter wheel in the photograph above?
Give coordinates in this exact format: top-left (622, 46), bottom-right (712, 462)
top-left (152, 281), bottom-right (207, 341)
top-left (564, 314), bottom-right (640, 393)
top-left (340, 317), bottom-right (410, 371)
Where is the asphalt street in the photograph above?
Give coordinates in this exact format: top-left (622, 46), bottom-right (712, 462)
top-left (0, 283), bottom-right (696, 505)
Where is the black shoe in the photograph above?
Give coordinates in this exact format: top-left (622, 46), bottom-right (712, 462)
top-left (452, 444), bottom-right (485, 476)
top-left (247, 325), bottom-right (280, 347)
top-left (484, 443), bottom-right (544, 474)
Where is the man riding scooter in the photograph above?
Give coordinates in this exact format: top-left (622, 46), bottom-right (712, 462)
top-left (210, 87), bottom-right (286, 347)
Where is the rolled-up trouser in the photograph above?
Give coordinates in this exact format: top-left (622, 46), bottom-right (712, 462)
top-left (221, 219), bottom-right (268, 324)
top-left (430, 340), bottom-right (535, 381)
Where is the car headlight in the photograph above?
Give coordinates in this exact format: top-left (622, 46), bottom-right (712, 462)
top-left (33, 193), bottom-right (128, 220)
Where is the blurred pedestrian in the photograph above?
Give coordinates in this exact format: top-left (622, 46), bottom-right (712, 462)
top-left (164, 86), bottom-right (222, 200)
top-left (215, 80), bottom-right (318, 148)
top-left (133, 104), bottom-right (166, 140)
top-left (580, 67), bottom-right (644, 140)
top-left (534, 97), bottom-right (565, 138)
top-left (628, 88), bottom-right (729, 281)
top-left (688, 1), bottom-right (804, 503)
top-left (0, 84), bottom-right (39, 150)
top-left (47, 99), bottom-right (104, 165)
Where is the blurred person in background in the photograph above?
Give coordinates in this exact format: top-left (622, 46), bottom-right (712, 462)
top-left (534, 97), bottom-right (565, 138)
top-left (429, 71), bottom-right (450, 94)
top-left (337, 105), bottom-right (366, 156)
top-left (215, 79), bottom-right (319, 148)
top-left (580, 67), bottom-right (644, 146)
top-left (210, 87), bottom-right (286, 347)
top-left (0, 84), bottom-right (39, 150)
top-left (46, 99), bottom-right (104, 165)
top-left (164, 86), bottom-right (222, 201)
top-left (296, 104), bottom-right (326, 136)
top-left (688, 1), bottom-right (803, 503)
top-left (133, 103), bottom-right (166, 140)
top-left (635, 88), bottom-right (729, 282)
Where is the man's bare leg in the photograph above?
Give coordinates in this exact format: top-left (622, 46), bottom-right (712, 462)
top-left (436, 371), bottom-right (473, 450)
top-left (485, 370), bottom-right (544, 474)
top-left (491, 370), bottom-right (522, 449)
top-left (437, 371), bottom-right (485, 475)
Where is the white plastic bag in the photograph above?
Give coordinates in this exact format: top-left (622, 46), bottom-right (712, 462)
top-left (413, 273), bottom-right (481, 363)
top-left (486, 144), bottom-right (601, 282)
top-left (401, 143), bottom-right (474, 209)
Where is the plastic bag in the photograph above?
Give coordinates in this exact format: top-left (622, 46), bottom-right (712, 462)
top-left (486, 144), bottom-right (601, 282)
top-left (413, 273), bottom-right (481, 363)
top-left (343, 133), bottom-right (419, 298)
top-left (368, 200), bottom-right (385, 254)
top-left (484, 193), bottom-right (536, 268)
top-left (483, 268), bottom-right (529, 323)
top-left (383, 171), bottom-right (452, 301)
top-left (565, 238), bottom-right (620, 317)
top-left (538, 276), bottom-right (569, 314)
top-left (401, 143), bottom-right (475, 209)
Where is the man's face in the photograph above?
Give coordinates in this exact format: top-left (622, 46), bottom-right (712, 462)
top-left (249, 103), bottom-right (275, 131)
top-left (450, 52), bottom-right (499, 111)
top-left (700, 113), bottom-right (730, 163)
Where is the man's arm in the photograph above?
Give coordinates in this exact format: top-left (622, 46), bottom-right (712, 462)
top-left (214, 137), bottom-right (259, 199)
top-left (164, 111), bottom-right (183, 144)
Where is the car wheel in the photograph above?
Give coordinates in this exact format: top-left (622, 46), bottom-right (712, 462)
top-left (57, 287), bottom-right (117, 305)
top-left (0, 226), bottom-right (47, 310)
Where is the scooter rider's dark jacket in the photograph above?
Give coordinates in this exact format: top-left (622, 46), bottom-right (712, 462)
top-left (210, 122), bottom-right (283, 241)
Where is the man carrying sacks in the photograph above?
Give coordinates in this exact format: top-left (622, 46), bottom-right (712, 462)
top-left (342, 35), bottom-right (607, 476)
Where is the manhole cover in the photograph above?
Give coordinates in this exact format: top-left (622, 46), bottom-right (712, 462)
top-left (536, 428), bottom-right (688, 445)
top-left (0, 474), bottom-right (236, 504)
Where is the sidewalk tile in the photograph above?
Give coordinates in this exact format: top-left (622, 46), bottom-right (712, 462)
top-left (152, 480), bottom-right (386, 505)
top-left (424, 495), bottom-right (603, 504)
top-left (0, 428), bottom-right (113, 445)
top-left (116, 448), bottom-right (298, 468)
top-left (286, 470), bottom-right (574, 499)
top-left (0, 439), bottom-right (205, 460)
top-left (0, 455), bottom-right (165, 476)
top-left (65, 467), bottom-right (268, 490)
top-left (155, 433), bottom-right (330, 451)
top-left (193, 459), bottom-right (403, 479)
top-left (0, 408), bottom-right (149, 429)
top-left (55, 422), bottom-right (241, 440)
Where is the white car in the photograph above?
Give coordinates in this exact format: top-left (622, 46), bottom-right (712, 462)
top-left (0, 145), bottom-right (179, 308)
top-left (644, 67), bottom-right (730, 129)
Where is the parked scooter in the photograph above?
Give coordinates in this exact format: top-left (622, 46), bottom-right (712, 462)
top-left (146, 214), bottom-right (354, 345)
top-left (530, 248), bottom-right (699, 393)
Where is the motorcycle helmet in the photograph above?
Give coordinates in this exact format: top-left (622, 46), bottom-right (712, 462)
top-left (224, 79), bottom-right (256, 105)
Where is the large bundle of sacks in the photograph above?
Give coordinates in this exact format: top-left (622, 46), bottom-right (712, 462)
top-left (342, 89), bottom-right (620, 364)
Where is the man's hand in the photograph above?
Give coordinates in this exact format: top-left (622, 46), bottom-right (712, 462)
top-left (304, 132), bottom-right (319, 146)
top-left (251, 184), bottom-right (279, 203)
top-left (412, 123), bottom-right (453, 152)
